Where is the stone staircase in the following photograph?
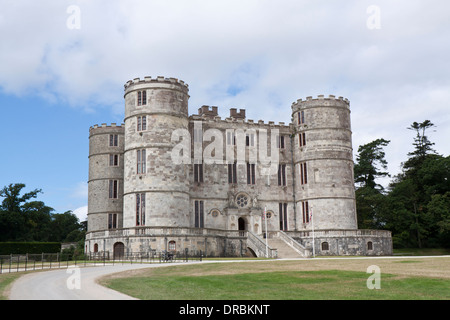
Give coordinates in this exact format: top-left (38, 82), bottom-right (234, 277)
top-left (267, 238), bottom-right (304, 259)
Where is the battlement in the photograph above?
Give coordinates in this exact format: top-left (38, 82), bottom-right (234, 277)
top-left (230, 108), bottom-right (246, 119)
top-left (291, 94), bottom-right (349, 109)
top-left (89, 123), bottom-right (125, 131)
top-left (198, 105), bottom-right (219, 117)
top-left (124, 76), bottom-right (189, 92)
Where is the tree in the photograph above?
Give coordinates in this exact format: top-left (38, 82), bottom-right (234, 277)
top-left (354, 138), bottom-right (390, 190)
top-left (354, 138), bottom-right (390, 229)
top-left (0, 183), bottom-right (42, 213)
top-left (0, 183), bottom-right (85, 244)
top-left (403, 120), bottom-right (437, 175)
top-left (385, 120), bottom-right (449, 248)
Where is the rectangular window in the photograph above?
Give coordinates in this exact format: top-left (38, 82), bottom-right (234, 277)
top-left (277, 135), bottom-right (285, 149)
top-left (194, 163), bottom-right (203, 182)
top-left (298, 110), bottom-right (305, 124)
top-left (279, 202), bottom-right (288, 231)
top-left (247, 162), bottom-right (255, 185)
top-left (194, 200), bottom-right (204, 228)
top-left (109, 134), bottom-right (118, 147)
top-left (278, 164), bottom-right (286, 186)
top-left (300, 162), bottom-right (308, 185)
top-left (109, 154), bottom-right (119, 167)
top-left (302, 201), bottom-right (310, 224)
top-left (246, 133), bottom-right (255, 147)
top-left (228, 162), bottom-right (237, 184)
top-left (137, 149), bottom-right (146, 174)
top-left (227, 131), bottom-right (236, 145)
top-left (136, 193), bottom-right (145, 226)
top-left (109, 180), bottom-right (118, 199)
top-left (299, 132), bottom-right (306, 147)
top-left (137, 90), bottom-right (147, 106)
top-left (137, 116), bottom-right (147, 131)
top-left (108, 213), bottom-right (117, 229)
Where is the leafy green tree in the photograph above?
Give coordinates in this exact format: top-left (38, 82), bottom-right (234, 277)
top-left (0, 183), bottom-right (42, 213)
top-left (354, 138), bottom-right (391, 190)
top-left (0, 183), bottom-right (85, 244)
top-left (354, 138), bottom-right (390, 229)
top-left (385, 120), bottom-right (449, 248)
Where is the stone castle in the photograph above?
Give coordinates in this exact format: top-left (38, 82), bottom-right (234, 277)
top-left (85, 76), bottom-right (392, 258)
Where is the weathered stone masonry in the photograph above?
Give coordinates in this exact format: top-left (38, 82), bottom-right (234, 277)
top-left (85, 76), bottom-right (392, 258)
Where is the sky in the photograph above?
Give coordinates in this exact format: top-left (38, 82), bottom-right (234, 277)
top-left (1, 0), bottom-right (449, 223)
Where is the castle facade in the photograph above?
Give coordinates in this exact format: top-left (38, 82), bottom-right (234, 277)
top-left (85, 76), bottom-right (392, 258)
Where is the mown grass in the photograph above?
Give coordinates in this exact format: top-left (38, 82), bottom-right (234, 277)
top-left (0, 273), bottom-right (21, 300)
top-left (101, 263), bottom-right (450, 300)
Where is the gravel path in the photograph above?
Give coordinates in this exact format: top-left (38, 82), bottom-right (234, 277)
top-left (8, 263), bottom-right (192, 300)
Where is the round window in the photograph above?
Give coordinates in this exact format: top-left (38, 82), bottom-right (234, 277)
top-left (210, 209), bottom-right (220, 217)
top-left (236, 193), bottom-right (249, 208)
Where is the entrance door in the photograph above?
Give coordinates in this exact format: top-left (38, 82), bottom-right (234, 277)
top-left (113, 242), bottom-right (125, 260)
top-left (238, 217), bottom-right (246, 236)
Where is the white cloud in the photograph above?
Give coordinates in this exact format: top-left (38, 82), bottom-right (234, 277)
top-left (73, 206), bottom-right (88, 222)
top-left (1, 0), bottom-right (449, 182)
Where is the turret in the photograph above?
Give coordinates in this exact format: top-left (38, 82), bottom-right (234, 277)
top-left (122, 76), bottom-right (190, 228)
top-left (291, 95), bottom-right (357, 230)
top-left (87, 123), bottom-right (125, 232)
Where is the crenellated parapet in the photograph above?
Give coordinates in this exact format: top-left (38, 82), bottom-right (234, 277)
top-left (291, 95), bottom-right (350, 114)
top-left (123, 76), bottom-right (189, 95)
top-left (89, 123), bottom-right (125, 131)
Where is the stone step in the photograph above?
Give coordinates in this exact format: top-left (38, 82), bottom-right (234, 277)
top-left (267, 238), bottom-right (303, 259)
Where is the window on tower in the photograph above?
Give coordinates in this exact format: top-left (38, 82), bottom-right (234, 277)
top-left (109, 134), bottom-right (118, 147)
top-left (137, 90), bottom-right (147, 106)
top-left (137, 116), bottom-right (147, 131)
top-left (109, 180), bottom-right (118, 199)
top-left (298, 110), bottom-right (305, 124)
top-left (136, 193), bottom-right (145, 226)
top-left (137, 149), bottom-right (146, 174)
top-left (299, 132), bottom-right (306, 147)
top-left (109, 154), bottom-right (119, 167)
top-left (299, 162), bottom-right (308, 185)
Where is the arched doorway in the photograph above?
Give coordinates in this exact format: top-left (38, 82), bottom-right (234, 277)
top-left (113, 242), bottom-right (125, 260)
top-left (238, 217), bottom-right (246, 236)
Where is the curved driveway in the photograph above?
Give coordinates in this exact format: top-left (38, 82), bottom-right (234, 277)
top-left (8, 262), bottom-right (195, 300)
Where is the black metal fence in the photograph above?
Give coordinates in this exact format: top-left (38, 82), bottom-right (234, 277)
top-left (0, 250), bottom-right (203, 274)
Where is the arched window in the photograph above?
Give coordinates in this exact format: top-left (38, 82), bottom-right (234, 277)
top-left (367, 241), bottom-right (373, 251)
top-left (168, 241), bottom-right (176, 252)
top-left (321, 242), bottom-right (329, 251)
top-left (93, 243), bottom-right (98, 253)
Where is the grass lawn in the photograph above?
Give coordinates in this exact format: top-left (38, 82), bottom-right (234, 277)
top-left (0, 273), bottom-right (21, 300)
top-left (100, 258), bottom-right (450, 300)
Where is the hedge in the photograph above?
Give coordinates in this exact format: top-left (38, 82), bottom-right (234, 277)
top-left (0, 242), bottom-right (61, 254)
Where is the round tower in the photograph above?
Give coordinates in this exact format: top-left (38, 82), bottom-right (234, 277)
top-left (292, 95), bottom-right (357, 230)
top-left (123, 76), bottom-right (190, 228)
top-left (87, 123), bottom-right (124, 232)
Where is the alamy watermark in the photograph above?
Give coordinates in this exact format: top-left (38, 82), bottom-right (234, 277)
top-left (66, 266), bottom-right (81, 290)
top-left (366, 5), bottom-right (381, 30)
top-left (171, 121), bottom-right (280, 175)
top-left (66, 5), bottom-right (81, 30)
top-left (366, 265), bottom-right (381, 289)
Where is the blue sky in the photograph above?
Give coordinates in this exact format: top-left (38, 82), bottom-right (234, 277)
top-left (1, 0), bottom-right (449, 222)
